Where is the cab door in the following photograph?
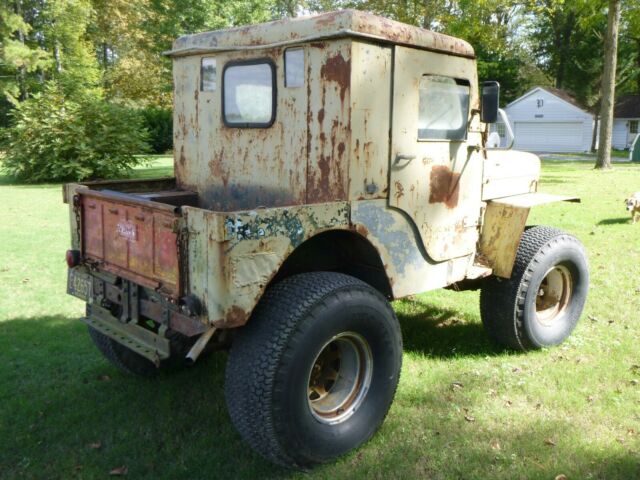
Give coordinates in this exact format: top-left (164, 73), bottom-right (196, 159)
top-left (389, 47), bottom-right (483, 262)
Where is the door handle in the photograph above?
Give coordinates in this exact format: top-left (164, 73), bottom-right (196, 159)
top-left (394, 153), bottom-right (416, 165)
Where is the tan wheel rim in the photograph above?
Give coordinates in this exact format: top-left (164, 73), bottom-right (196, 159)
top-left (307, 332), bottom-right (373, 425)
top-left (535, 265), bottom-right (573, 326)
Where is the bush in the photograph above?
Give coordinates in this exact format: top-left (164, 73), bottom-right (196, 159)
top-left (1, 83), bottom-right (150, 182)
top-left (140, 107), bottom-right (173, 154)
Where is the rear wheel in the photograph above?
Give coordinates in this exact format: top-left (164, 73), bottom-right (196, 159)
top-left (224, 272), bottom-right (402, 468)
top-left (480, 226), bottom-right (589, 350)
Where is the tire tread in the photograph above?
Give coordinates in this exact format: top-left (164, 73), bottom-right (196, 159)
top-left (480, 226), bottom-right (585, 350)
top-left (224, 272), bottom-right (400, 468)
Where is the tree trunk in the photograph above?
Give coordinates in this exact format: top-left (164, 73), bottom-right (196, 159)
top-left (637, 37), bottom-right (640, 93)
top-left (591, 114), bottom-right (599, 152)
top-left (555, 12), bottom-right (576, 89)
top-left (15, 0), bottom-right (27, 100)
top-left (422, 1), bottom-right (435, 29)
top-left (596, 0), bottom-right (622, 170)
top-left (54, 42), bottom-right (62, 73)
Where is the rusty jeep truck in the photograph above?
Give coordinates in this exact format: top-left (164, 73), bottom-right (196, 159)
top-left (63, 10), bottom-right (589, 468)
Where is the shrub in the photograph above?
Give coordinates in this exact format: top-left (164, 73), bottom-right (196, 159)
top-left (1, 83), bottom-right (150, 182)
top-left (139, 107), bottom-right (173, 154)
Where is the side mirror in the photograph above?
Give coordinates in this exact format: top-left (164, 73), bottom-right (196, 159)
top-left (481, 81), bottom-right (500, 124)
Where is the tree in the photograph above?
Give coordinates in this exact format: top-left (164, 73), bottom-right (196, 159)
top-left (0, 1), bottom-right (50, 101)
top-left (1, 81), bottom-right (149, 182)
top-left (595, 0), bottom-right (622, 169)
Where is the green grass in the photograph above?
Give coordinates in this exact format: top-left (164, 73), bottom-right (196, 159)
top-left (1, 158), bottom-right (639, 479)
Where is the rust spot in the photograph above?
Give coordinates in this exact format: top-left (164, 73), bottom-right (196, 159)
top-left (355, 224), bottom-right (370, 238)
top-left (317, 108), bottom-right (325, 123)
top-left (179, 145), bottom-right (186, 166)
top-left (208, 148), bottom-right (230, 188)
top-left (337, 142), bottom-right (345, 157)
top-left (310, 42), bottom-right (327, 49)
top-left (225, 305), bottom-right (248, 327)
top-left (429, 165), bottom-right (460, 209)
top-left (320, 53), bottom-right (350, 103)
top-left (394, 181), bottom-right (404, 203)
top-left (315, 11), bottom-right (340, 27)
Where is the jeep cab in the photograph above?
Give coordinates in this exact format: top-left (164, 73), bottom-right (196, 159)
top-left (63, 10), bottom-right (588, 467)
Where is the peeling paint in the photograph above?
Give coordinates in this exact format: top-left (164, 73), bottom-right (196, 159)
top-left (429, 165), bottom-right (460, 209)
top-left (320, 53), bottom-right (351, 103)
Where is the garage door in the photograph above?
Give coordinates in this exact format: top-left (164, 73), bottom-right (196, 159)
top-left (514, 122), bottom-right (584, 153)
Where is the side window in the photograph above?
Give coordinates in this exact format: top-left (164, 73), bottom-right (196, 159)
top-left (223, 59), bottom-right (276, 128)
top-left (630, 120), bottom-right (639, 134)
top-left (284, 48), bottom-right (304, 87)
top-left (201, 58), bottom-right (217, 92)
top-left (418, 76), bottom-right (470, 141)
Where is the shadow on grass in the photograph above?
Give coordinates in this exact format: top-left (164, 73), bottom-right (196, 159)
top-left (597, 217), bottom-right (632, 226)
top-left (0, 315), bottom-right (290, 479)
top-left (3, 315), bottom-right (638, 480)
top-left (538, 175), bottom-right (571, 185)
top-left (396, 298), bottom-right (506, 358)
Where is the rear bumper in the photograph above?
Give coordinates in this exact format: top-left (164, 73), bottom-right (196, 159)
top-left (68, 266), bottom-right (207, 361)
top-left (83, 304), bottom-right (171, 365)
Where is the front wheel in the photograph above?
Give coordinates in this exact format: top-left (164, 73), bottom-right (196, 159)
top-left (224, 272), bottom-right (403, 468)
top-left (480, 226), bottom-right (589, 350)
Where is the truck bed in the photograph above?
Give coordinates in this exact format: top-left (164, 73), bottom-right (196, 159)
top-left (65, 178), bottom-right (198, 298)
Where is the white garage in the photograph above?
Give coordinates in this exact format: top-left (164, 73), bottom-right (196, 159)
top-left (494, 87), bottom-right (594, 153)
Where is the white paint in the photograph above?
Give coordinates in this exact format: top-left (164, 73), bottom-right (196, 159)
top-left (613, 118), bottom-right (640, 150)
top-left (498, 87), bottom-right (594, 153)
top-left (513, 122), bottom-right (584, 152)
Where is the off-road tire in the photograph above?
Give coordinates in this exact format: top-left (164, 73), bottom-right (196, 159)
top-left (224, 272), bottom-right (403, 468)
top-left (480, 226), bottom-right (589, 350)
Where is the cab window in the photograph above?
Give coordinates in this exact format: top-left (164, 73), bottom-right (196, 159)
top-left (201, 57), bottom-right (217, 91)
top-left (284, 48), bottom-right (304, 87)
top-left (223, 59), bottom-right (276, 128)
top-left (418, 76), bottom-right (470, 141)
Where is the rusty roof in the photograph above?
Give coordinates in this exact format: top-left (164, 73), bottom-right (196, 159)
top-left (166, 10), bottom-right (475, 59)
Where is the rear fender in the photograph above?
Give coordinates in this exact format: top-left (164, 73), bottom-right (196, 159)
top-left (182, 202), bottom-right (350, 328)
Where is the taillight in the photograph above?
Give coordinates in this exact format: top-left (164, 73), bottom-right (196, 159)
top-left (66, 249), bottom-right (81, 268)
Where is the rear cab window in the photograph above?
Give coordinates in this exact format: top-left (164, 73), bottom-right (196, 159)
top-left (418, 75), bottom-right (470, 141)
top-left (201, 57), bottom-right (217, 91)
top-left (284, 48), bottom-right (304, 87)
top-left (223, 59), bottom-right (276, 128)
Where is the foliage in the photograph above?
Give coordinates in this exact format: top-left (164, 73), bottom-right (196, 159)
top-left (526, 0), bottom-right (639, 109)
top-left (139, 106), bottom-right (173, 154)
top-left (1, 82), bottom-right (149, 182)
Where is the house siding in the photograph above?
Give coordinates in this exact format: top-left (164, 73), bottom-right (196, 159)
top-left (613, 119), bottom-right (628, 150)
top-left (501, 88), bottom-right (593, 153)
top-left (612, 118), bottom-right (640, 150)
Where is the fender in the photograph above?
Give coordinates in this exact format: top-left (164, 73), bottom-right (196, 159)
top-left (478, 193), bottom-right (580, 278)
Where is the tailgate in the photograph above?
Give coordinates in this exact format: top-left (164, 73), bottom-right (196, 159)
top-left (78, 189), bottom-right (183, 297)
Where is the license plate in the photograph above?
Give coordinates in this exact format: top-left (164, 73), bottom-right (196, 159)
top-left (67, 269), bottom-right (92, 301)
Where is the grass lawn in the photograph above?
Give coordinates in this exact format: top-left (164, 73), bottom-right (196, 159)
top-left (540, 150), bottom-right (631, 161)
top-left (1, 157), bottom-right (639, 479)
